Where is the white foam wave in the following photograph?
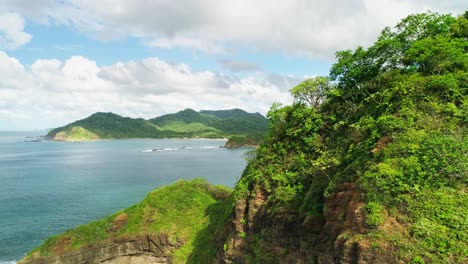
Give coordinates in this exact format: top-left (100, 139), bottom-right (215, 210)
top-left (0, 261), bottom-right (17, 264)
top-left (142, 145), bottom-right (222, 152)
top-left (201, 146), bottom-right (220, 149)
top-left (141, 149), bottom-right (153, 153)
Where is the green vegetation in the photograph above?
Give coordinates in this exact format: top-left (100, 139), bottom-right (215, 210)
top-left (149, 108), bottom-right (268, 137)
top-left (47, 108), bottom-right (268, 141)
top-left (365, 201), bottom-right (385, 227)
top-left (290, 76), bottom-right (332, 110)
top-left (47, 112), bottom-right (160, 140)
top-left (26, 179), bottom-right (231, 263)
top-left (231, 10), bottom-right (467, 262)
top-left (53, 126), bottom-right (99, 141)
top-left (223, 135), bottom-right (264, 148)
top-left (24, 10), bottom-right (467, 264)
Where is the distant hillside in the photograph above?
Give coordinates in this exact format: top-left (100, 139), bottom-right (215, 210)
top-left (47, 109), bottom-right (268, 141)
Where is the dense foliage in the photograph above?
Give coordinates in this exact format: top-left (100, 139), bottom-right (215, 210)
top-left (48, 112), bottom-right (158, 139)
top-left (47, 108), bottom-right (268, 140)
top-left (233, 11), bottom-right (467, 263)
top-left (150, 108), bottom-right (268, 137)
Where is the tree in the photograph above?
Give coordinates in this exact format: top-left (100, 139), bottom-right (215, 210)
top-left (290, 76), bottom-right (332, 111)
top-left (330, 12), bottom-right (457, 88)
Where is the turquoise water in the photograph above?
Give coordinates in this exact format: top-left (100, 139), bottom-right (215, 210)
top-left (0, 131), bottom-right (248, 263)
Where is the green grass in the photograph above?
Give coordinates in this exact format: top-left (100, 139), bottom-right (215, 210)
top-left (54, 126), bottom-right (100, 141)
top-left (26, 179), bottom-right (231, 263)
top-left (157, 121), bottom-right (218, 133)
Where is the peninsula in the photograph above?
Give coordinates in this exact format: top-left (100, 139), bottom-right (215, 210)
top-left (47, 108), bottom-right (268, 145)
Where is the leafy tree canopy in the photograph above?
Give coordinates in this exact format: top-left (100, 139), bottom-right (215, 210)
top-left (290, 76), bottom-right (333, 110)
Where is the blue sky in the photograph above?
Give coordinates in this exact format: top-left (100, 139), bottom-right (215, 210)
top-left (0, 0), bottom-right (465, 130)
top-left (10, 23), bottom-right (331, 76)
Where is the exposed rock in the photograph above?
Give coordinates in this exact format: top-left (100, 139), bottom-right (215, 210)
top-left (19, 234), bottom-right (183, 264)
top-left (216, 183), bottom-right (397, 263)
top-left (224, 136), bottom-right (260, 149)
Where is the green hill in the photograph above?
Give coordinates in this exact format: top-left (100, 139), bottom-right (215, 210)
top-left (218, 11), bottom-right (468, 263)
top-left (47, 108), bottom-right (268, 141)
top-left (149, 108), bottom-right (269, 136)
top-left (23, 11), bottom-right (467, 264)
top-left (19, 179), bottom-right (231, 264)
top-left (47, 112), bottom-right (159, 140)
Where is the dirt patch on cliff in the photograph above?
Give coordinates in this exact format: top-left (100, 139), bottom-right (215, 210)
top-left (371, 135), bottom-right (392, 154)
top-left (53, 236), bottom-right (71, 255)
top-left (324, 183), bottom-right (365, 235)
top-left (108, 213), bottom-right (128, 233)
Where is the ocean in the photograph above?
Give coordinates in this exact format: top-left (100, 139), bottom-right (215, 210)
top-left (0, 131), bottom-right (248, 263)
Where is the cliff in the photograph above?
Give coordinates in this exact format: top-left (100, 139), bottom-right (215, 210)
top-left (214, 11), bottom-right (468, 263)
top-left (19, 179), bottom-right (231, 264)
top-left (223, 135), bottom-right (262, 149)
top-left (19, 234), bottom-right (183, 264)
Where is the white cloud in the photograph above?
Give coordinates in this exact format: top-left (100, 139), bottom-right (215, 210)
top-left (219, 59), bottom-right (262, 72)
top-left (148, 36), bottom-right (224, 54)
top-left (0, 50), bottom-right (31, 89)
top-left (0, 0), bottom-right (465, 130)
top-left (0, 12), bottom-right (31, 49)
top-left (3, 0), bottom-right (466, 57)
top-left (0, 51), bottom-right (294, 130)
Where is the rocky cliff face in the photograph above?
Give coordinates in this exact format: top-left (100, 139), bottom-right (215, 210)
top-left (223, 136), bottom-right (261, 149)
top-left (19, 179), bottom-right (231, 264)
top-left (216, 183), bottom-right (397, 264)
top-left (19, 234), bottom-right (183, 264)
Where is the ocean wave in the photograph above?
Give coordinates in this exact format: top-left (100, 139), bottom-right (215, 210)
top-left (141, 149), bottom-right (154, 152)
top-left (0, 261), bottom-right (17, 264)
top-left (142, 146), bottom-right (222, 152)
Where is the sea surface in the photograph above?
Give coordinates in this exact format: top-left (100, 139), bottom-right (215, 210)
top-left (0, 131), bottom-right (248, 263)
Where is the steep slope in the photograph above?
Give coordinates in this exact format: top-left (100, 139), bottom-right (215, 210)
top-left (19, 179), bottom-right (231, 264)
top-left (47, 109), bottom-right (268, 141)
top-left (216, 11), bottom-right (468, 263)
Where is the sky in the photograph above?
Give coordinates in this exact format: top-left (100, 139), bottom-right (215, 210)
top-left (0, 1), bottom-right (466, 130)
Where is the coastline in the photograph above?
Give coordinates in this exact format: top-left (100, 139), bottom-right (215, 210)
top-left (48, 137), bottom-right (230, 142)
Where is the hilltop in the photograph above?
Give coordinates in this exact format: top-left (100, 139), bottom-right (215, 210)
top-left (19, 179), bottom-right (231, 263)
top-left (47, 108), bottom-right (268, 142)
